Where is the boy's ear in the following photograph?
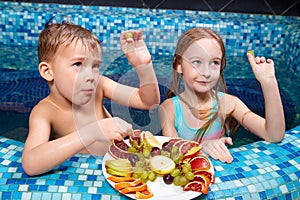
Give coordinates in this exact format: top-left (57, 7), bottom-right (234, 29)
top-left (39, 62), bottom-right (53, 81)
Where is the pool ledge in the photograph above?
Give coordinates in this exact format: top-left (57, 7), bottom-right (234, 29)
top-left (0, 125), bottom-right (300, 199)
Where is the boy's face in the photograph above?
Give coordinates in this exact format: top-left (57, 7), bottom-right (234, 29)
top-left (51, 39), bottom-right (102, 106)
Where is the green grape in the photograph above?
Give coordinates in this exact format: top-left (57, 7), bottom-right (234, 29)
top-left (141, 171), bottom-right (148, 180)
top-left (184, 163), bottom-right (192, 172)
top-left (147, 171), bottom-right (157, 181)
top-left (135, 160), bottom-right (143, 168)
top-left (133, 173), bottom-right (140, 179)
top-left (185, 171), bottom-right (194, 181)
top-left (137, 152), bottom-right (145, 161)
top-left (171, 146), bottom-right (179, 154)
top-left (182, 166), bottom-right (189, 174)
top-left (131, 140), bottom-right (138, 148)
top-left (177, 152), bottom-right (183, 162)
top-left (173, 176), bottom-right (181, 186)
top-left (128, 146), bottom-right (137, 153)
top-left (125, 32), bottom-right (133, 39)
top-left (172, 154), bottom-right (181, 164)
top-left (179, 175), bottom-right (188, 186)
top-left (133, 166), bottom-right (144, 175)
top-left (170, 168), bottom-right (180, 177)
top-left (161, 150), bottom-right (171, 158)
top-left (143, 148), bottom-right (150, 157)
top-left (140, 177), bottom-right (148, 183)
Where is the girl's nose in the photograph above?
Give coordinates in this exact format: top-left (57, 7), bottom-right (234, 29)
top-left (196, 63), bottom-right (210, 77)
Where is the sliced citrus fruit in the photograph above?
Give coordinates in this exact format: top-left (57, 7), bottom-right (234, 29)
top-left (143, 131), bottom-right (162, 148)
top-left (189, 155), bottom-right (211, 171)
top-left (183, 180), bottom-right (208, 194)
top-left (120, 182), bottom-right (147, 194)
top-left (107, 176), bottom-right (135, 183)
top-left (136, 188), bottom-right (154, 199)
top-left (193, 174), bottom-right (211, 188)
top-left (179, 141), bottom-right (200, 155)
top-left (149, 155), bottom-right (175, 175)
top-left (115, 179), bottom-right (141, 191)
top-left (193, 169), bottom-right (215, 184)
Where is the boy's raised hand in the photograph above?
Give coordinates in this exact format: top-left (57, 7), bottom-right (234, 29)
top-left (247, 52), bottom-right (276, 83)
top-left (120, 30), bottom-right (152, 67)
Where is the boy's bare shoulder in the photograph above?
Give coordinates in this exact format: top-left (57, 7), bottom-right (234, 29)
top-left (30, 97), bottom-right (61, 117)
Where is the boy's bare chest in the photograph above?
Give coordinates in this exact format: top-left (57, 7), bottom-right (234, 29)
top-left (50, 105), bottom-right (109, 139)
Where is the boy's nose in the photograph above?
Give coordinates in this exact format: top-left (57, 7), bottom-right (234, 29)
top-left (84, 67), bottom-right (95, 82)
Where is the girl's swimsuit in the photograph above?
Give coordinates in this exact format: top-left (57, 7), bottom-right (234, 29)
top-left (172, 92), bottom-right (225, 142)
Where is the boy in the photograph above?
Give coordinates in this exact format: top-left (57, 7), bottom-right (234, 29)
top-left (22, 22), bottom-right (160, 176)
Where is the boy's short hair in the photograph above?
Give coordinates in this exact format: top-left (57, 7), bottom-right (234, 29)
top-left (38, 23), bottom-right (101, 63)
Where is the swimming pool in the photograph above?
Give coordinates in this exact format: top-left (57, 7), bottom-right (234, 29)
top-left (0, 2), bottom-right (299, 146)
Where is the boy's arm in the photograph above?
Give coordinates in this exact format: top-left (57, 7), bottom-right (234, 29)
top-left (22, 105), bottom-right (132, 176)
top-left (158, 99), bottom-right (179, 138)
top-left (105, 30), bottom-right (159, 109)
top-left (22, 106), bottom-right (87, 176)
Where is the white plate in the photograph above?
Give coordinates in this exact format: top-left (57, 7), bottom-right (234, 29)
top-left (102, 136), bottom-right (214, 200)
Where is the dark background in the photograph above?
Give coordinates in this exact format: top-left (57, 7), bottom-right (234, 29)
top-left (1, 0), bottom-right (299, 16)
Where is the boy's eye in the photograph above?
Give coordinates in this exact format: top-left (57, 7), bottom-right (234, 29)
top-left (73, 62), bottom-right (82, 68)
top-left (92, 64), bottom-right (100, 69)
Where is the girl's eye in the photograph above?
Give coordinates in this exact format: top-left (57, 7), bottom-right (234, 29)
top-left (73, 62), bottom-right (82, 68)
top-left (192, 60), bottom-right (201, 66)
top-left (210, 61), bottom-right (221, 67)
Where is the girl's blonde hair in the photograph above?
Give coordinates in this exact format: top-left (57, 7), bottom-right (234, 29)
top-left (38, 22), bottom-right (101, 63)
top-left (166, 27), bottom-right (239, 142)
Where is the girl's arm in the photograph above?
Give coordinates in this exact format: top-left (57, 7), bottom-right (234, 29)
top-left (230, 53), bottom-right (285, 142)
top-left (246, 52), bottom-right (285, 142)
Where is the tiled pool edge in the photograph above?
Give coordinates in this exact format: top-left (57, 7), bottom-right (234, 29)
top-left (0, 2), bottom-right (300, 76)
top-left (0, 126), bottom-right (299, 199)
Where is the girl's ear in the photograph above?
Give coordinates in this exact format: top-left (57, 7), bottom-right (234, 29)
top-left (39, 62), bottom-right (53, 81)
top-left (176, 64), bottom-right (183, 74)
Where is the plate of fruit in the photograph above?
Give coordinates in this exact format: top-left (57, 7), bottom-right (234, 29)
top-left (102, 130), bottom-right (214, 199)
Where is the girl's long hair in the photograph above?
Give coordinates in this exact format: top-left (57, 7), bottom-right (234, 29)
top-left (166, 28), bottom-right (239, 142)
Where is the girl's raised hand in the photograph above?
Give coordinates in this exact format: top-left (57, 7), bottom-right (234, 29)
top-left (247, 52), bottom-right (276, 83)
top-left (120, 30), bottom-right (151, 67)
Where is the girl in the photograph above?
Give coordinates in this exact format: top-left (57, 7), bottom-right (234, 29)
top-left (158, 28), bottom-right (285, 163)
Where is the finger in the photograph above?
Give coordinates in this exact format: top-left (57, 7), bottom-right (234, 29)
top-left (266, 58), bottom-right (273, 64)
top-left (260, 57), bottom-right (266, 63)
top-left (246, 52), bottom-right (256, 66)
top-left (255, 56), bottom-right (261, 64)
top-left (221, 137), bottom-right (233, 145)
top-left (114, 117), bottom-right (133, 136)
top-left (114, 132), bottom-right (124, 141)
top-left (218, 143), bottom-right (233, 163)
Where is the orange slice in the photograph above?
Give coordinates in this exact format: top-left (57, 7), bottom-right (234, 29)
top-left (120, 182), bottom-right (148, 194)
top-left (107, 176), bottom-right (135, 183)
top-left (136, 188), bottom-right (154, 199)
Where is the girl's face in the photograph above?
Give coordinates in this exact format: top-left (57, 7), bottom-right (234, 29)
top-left (178, 38), bottom-right (222, 94)
top-left (51, 40), bottom-right (101, 106)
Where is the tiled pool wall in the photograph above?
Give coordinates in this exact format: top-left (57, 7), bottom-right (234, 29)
top-left (0, 2), bottom-right (300, 76)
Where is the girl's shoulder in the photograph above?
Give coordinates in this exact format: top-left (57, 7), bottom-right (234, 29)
top-left (160, 97), bottom-right (174, 108)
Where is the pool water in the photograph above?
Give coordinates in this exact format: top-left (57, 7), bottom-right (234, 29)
top-left (0, 45), bottom-right (299, 147)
